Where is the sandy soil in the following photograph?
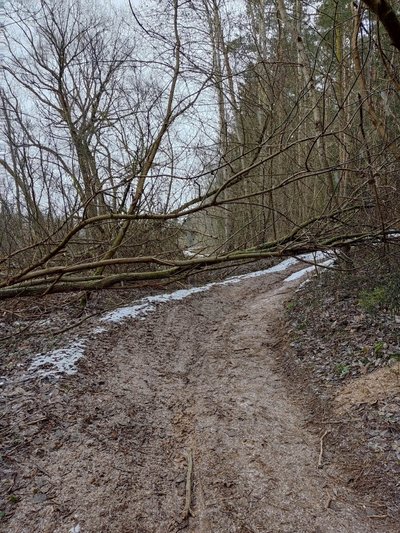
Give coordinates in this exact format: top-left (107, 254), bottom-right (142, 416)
top-left (1, 266), bottom-right (397, 532)
top-left (334, 362), bottom-right (400, 415)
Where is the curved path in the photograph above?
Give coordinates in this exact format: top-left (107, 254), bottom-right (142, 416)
top-left (3, 265), bottom-right (395, 532)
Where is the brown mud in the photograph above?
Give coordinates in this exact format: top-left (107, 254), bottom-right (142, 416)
top-left (1, 265), bottom-right (397, 532)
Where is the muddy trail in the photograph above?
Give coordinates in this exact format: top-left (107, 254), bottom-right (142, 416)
top-left (2, 265), bottom-right (396, 533)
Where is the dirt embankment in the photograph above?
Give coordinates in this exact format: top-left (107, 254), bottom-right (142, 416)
top-left (1, 264), bottom-right (397, 532)
top-left (282, 263), bottom-right (400, 525)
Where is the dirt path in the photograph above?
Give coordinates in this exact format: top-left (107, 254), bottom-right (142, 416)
top-left (2, 267), bottom-right (396, 532)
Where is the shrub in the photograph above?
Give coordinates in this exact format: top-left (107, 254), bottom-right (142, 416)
top-left (359, 287), bottom-right (387, 313)
top-left (359, 273), bottom-right (400, 315)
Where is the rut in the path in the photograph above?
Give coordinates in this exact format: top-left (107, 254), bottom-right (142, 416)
top-left (3, 266), bottom-right (396, 533)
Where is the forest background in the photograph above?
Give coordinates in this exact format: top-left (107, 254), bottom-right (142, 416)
top-left (1, 0), bottom-right (400, 299)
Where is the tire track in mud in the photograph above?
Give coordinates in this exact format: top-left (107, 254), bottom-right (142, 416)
top-left (3, 266), bottom-right (396, 533)
top-left (157, 279), bottom-right (388, 533)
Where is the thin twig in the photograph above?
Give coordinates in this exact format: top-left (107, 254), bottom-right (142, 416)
top-left (318, 429), bottom-right (331, 468)
top-left (26, 417), bottom-right (48, 426)
top-left (325, 494), bottom-right (333, 509)
top-left (183, 449), bottom-right (194, 520)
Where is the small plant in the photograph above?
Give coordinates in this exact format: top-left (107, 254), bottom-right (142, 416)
top-left (358, 273), bottom-right (400, 315)
top-left (384, 275), bottom-right (400, 316)
top-left (373, 341), bottom-right (385, 357)
top-left (335, 363), bottom-right (350, 377)
top-left (359, 287), bottom-right (387, 313)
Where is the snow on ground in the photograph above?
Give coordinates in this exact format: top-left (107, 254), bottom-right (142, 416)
top-left (183, 249), bottom-right (206, 258)
top-left (28, 251), bottom-right (333, 377)
top-left (101, 302), bottom-right (154, 323)
top-left (102, 252), bottom-right (331, 324)
top-left (284, 258), bottom-right (335, 282)
top-left (28, 340), bottom-right (86, 377)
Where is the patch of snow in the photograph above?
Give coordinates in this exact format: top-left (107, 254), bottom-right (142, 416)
top-left (101, 252), bottom-right (332, 325)
top-left (69, 526), bottom-right (81, 533)
top-left (211, 252), bottom-right (330, 286)
top-left (29, 340), bottom-right (87, 377)
top-left (284, 265), bottom-right (316, 282)
top-left (296, 278), bottom-right (312, 291)
top-left (28, 251), bottom-right (335, 377)
top-left (284, 258), bottom-right (335, 283)
top-left (101, 303), bottom-right (154, 324)
top-left (101, 286), bottom-right (220, 324)
top-left (92, 326), bottom-right (107, 334)
top-left (35, 318), bottom-right (54, 327)
top-left (219, 257), bottom-right (299, 285)
top-left (145, 285), bottom-right (215, 303)
top-left (183, 249), bottom-right (206, 258)
top-left (319, 258), bottom-right (335, 268)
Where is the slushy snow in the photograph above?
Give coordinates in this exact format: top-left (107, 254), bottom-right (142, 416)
top-left (29, 252), bottom-right (333, 377)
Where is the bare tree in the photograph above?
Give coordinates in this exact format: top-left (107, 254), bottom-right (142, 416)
top-left (0, 0), bottom-right (399, 300)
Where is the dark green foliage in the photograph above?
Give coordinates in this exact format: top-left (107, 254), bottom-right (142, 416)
top-left (359, 273), bottom-right (400, 315)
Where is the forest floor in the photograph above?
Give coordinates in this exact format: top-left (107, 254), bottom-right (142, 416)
top-left (0, 252), bottom-right (399, 532)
